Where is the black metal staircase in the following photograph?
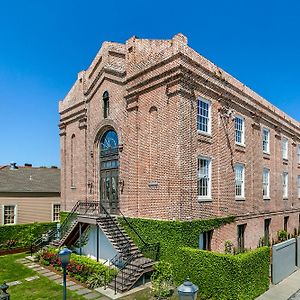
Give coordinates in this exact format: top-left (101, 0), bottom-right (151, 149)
top-left (31, 200), bottom-right (160, 294)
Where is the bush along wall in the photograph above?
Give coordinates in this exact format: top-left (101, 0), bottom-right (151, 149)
top-left (119, 217), bottom-right (270, 299)
top-left (37, 248), bottom-right (117, 288)
top-left (0, 222), bottom-right (56, 250)
top-left (173, 246), bottom-right (270, 300)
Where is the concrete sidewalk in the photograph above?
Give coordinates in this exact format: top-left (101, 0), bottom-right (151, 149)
top-left (257, 269), bottom-right (300, 300)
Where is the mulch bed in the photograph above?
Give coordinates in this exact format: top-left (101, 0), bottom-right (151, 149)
top-left (0, 247), bottom-right (29, 256)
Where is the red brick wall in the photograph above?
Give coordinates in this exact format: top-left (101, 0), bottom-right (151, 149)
top-left (59, 34), bottom-right (300, 251)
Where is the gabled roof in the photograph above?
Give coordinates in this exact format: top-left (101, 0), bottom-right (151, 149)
top-left (0, 166), bottom-right (60, 193)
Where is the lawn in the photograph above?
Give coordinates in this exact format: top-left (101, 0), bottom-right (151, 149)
top-left (0, 252), bottom-right (86, 300)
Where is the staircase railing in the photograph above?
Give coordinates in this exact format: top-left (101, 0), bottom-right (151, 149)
top-left (117, 207), bottom-right (160, 261)
top-left (98, 203), bottom-right (132, 253)
top-left (111, 248), bottom-right (141, 294)
top-left (32, 200), bottom-right (83, 253)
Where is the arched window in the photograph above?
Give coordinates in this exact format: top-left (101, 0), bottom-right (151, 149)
top-left (100, 130), bottom-right (118, 157)
top-left (103, 91), bottom-right (109, 119)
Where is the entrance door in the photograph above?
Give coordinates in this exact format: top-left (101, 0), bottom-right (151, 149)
top-left (99, 130), bottom-right (119, 214)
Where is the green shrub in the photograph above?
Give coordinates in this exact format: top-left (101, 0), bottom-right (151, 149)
top-left (277, 230), bottom-right (288, 242)
top-left (39, 249), bottom-right (117, 285)
top-left (151, 261), bottom-right (173, 298)
top-left (173, 246), bottom-right (270, 300)
top-left (59, 211), bottom-right (70, 224)
top-left (0, 222), bottom-right (56, 250)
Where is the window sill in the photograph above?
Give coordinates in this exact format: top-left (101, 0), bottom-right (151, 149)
top-left (235, 197), bottom-right (245, 201)
top-left (263, 152), bottom-right (270, 160)
top-left (197, 130), bottom-right (211, 137)
top-left (235, 142), bottom-right (245, 148)
top-left (197, 132), bottom-right (212, 144)
top-left (198, 197), bottom-right (212, 202)
top-left (71, 186), bottom-right (76, 190)
top-left (283, 197), bottom-right (289, 200)
top-left (283, 159), bottom-right (289, 165)
top-left (263, 197), bottom-right (271, 201)
top-left (235, 144), bottom-right (246, 153)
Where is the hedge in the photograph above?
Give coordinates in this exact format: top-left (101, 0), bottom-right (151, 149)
top-left (59, 211), bottom-right (70, 224)
top-left (119, 217), bottom-right (270, 299)
top-left (118, 216), bottom-right (235, 261)
top-left (0, 222), bottom-right (56, 250)
top-left (173, 246), bottom-right (270, 300)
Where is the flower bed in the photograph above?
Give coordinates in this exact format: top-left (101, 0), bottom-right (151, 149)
top-left (37, 248), bottom-right (117, 288)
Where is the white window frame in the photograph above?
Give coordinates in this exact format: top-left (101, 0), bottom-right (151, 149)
top-left (298, 175), bottom-right (300, 199)
top-left (52, 203), bottom-right (61, 222)
top-left (234, 116), bottom-right (245, 146)
top-left (282, 137), bottom-right (288, 160)
top-left (197, 98), bottom-right (211, 135)
top-left (297, 145), bottom-right (300, 165)
top-left (283, 172), bottom-right (288, 199)
top-left (197, 156), bottom-right (212, 201)
top-left (2, 205), bottom-right (17, 225)
top-left (262, 128), bottom-right (270, 154)
top-left (235, 164), bottom-right (245, 200)
top-left (263, 168), bottom-right (270, 199)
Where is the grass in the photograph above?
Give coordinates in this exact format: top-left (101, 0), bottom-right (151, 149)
top-left (0, 252), bottom-right (88, 300)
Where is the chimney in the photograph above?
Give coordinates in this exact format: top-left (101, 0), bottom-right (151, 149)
top-left (10, 162), bottom-right (18, 170)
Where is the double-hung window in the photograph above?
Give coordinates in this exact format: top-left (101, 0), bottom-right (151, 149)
top-left (263, 168), bottom-right (270, 199)
top-left (262, 128), bottom-right (270, 153)
top-left (235, 116), bottom-right (245, 145)
top-left (3, 205), bottom-right (16, 225)
top-left (197, 157), bottom-right (212, 200)
top-left (235, 164), bottom-right (245, 199)
top-left (282, 137), bottom-right (288, 160)
top-left (197, 99), bottom-right (211, 135)
top-left (283, 172), bottom-right (288, 198)
top-left (52, 204), bottom-right (61, 222)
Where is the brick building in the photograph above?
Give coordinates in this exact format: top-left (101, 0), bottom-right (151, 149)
top-left (59, 33), bottom-right (300, 253)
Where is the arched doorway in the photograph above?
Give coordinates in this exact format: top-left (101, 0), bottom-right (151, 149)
top-left (99, 129), bottom-right (119, 214)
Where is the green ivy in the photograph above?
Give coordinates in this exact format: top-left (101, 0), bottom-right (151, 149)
top-left (173, 247), bottom-right (270, 300)
top-left (118, 216), bottom-right (235, 261)
top-left (59, 211), bottom-right (70, 224)
top-left (0, 222), bottom-right (56, 250)
top-left (119, 217), bottom-right (269, 299)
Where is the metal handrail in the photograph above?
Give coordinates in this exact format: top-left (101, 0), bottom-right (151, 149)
top-left (117, 208), bottom-right (147, 246)
top-left (99, 203), bottom-right (132, 252)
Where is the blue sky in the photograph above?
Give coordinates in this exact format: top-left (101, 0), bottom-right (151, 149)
top-left (1, 0), bottom-right (300, 167)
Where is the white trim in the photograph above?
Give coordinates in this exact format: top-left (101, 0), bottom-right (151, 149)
top-left (2, 204), bottom-right (17, 225)
top-left (52, 203), bottom-right (61, 222)
top-left (262, 128), bottom-right (270, 154)
top-left (197, 98), bottom-right (212, 136)
top-left (197, 156), bottom-right (212, 200)
top-left (282, 172), bottom-right (288, 199)
top-left (282, 137), bottom-right (288, 160)
top-left (234, 115), bottom-right (245, 146)
top-left (263, 168), bottom-right (270, 199)
top-left (235, 163), bottom-right (245, 199)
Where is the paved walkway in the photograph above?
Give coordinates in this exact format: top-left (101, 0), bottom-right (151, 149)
top-left (14, 256), bottom-right (106, 300)
top-left (257, 269), bottom-right (300, 300)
